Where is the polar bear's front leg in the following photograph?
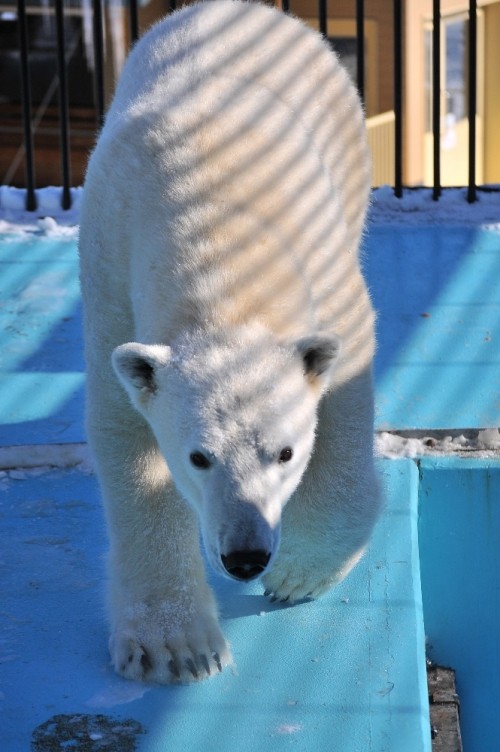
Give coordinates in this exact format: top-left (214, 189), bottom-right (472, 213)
top-left (262, 369), bottom-right (382, 602)
top-left (106, 485), bottom-right (231, 684)
top-left (88, 396), bottom-right (231, 683)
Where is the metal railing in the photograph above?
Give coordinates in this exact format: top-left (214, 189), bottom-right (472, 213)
top-left (6, 0), bottom-right (489, 210)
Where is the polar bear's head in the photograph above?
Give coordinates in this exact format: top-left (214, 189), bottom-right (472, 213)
top-left (112, 325), bottom-right (340, 581)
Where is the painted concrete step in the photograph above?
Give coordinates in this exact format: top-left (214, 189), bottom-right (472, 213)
top-left (1, 459), bottom-right (430, 751)
top-left (418, 458), bottom-right (500, 752)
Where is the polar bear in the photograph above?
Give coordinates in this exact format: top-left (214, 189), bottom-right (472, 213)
top-left (79, 0), bottom-right (381, 684)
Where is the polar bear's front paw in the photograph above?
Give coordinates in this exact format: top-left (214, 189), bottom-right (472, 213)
top-left (262, 563), bottom-right (334, 604)
top-left (110, 600), bottom-right (231, 684)
top-left (262, 547), bottom-right (363, 604)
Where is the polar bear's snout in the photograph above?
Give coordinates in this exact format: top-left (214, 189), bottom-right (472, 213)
top-left (220, 549), bottom-right (271, 581)
top-left (212, 501), bottom-right (280, 581)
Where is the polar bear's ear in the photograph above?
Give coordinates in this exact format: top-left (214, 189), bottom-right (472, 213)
top-left (112, 343), bottom-right (172, 403)
top-left (296, 335), bottom-right (341, 388)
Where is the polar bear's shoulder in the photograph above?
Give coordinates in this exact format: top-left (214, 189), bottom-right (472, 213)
top-left (108, 0), bottom-right (352, 120)
top-left (105, 0), bottom-right (369, 243)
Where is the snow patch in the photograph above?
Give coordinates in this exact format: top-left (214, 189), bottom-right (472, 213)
top-left (369, 186), bottom-right (500, 226)
top-left (37, 216), bottom-right (80, 239)
top-left (376, 429), bottom-right (500, 459)
top-left (0, 186), bottom-right (82, 237)
top-left (477, 428), bottom-right (500, 449)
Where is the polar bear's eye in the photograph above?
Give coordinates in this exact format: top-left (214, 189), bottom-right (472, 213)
top-left (278, 447), bottom-right (293, 463)
top-left (190, 451), bottom-right (211, 469)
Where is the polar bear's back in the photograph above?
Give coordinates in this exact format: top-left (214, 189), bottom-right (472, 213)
top-left (82, 1), bottom-right (373, 380)
top-left (106, 0), bottom-right (369, 252)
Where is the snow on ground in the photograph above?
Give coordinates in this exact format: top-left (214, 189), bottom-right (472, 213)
top-left (369, 185), bottom-right (500, 226)
top-left (376, 428), bottom-right (500, 459)
top-left (0, 186), bottom-right (82, 237)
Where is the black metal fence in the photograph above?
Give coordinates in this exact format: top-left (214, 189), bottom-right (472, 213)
top-left (5, 0), bottom-right (490, 210)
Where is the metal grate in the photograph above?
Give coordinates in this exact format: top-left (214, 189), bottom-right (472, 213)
top-left (6, 0), bottom-right (488, 210)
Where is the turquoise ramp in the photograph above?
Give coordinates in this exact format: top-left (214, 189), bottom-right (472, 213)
top-left (0, 460), bottom-right (430, 751)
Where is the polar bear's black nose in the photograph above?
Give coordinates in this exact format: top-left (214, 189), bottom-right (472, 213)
top-left (221, 550), bottom-right (271, 581)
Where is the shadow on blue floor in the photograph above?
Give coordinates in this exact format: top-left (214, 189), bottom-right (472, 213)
top-left (1, 223), bottom-right (499, 447)
top-left (365, 225), bottom-right (500, 429)
top-left (0, 235), bottom-right (84, 444)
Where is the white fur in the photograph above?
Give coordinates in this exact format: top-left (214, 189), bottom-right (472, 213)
top-left (79, 0), bottom-right (380, 684)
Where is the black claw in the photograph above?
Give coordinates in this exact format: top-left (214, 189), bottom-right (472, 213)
top-left (185, 658), bottom-right (199, 679)
top-left (213, 652), bottom-right (223, 673)
top-left (270, 595), bottom-right (279, 603)
top-left (168, 659), bottom-right (181, 679)
top-left (264, 589), bottom-right (272, 597)
top-left (200, 654), bottom-right (211, 675)
top-left (128, 653), bottom-right (134, 664)
top-left (281, 596), bottom-right (290, 603)
top-left (139, 647), bottom-right (153, 673)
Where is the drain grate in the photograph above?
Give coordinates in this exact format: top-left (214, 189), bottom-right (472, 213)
top-left (31, 713), bottom-right (146, 752)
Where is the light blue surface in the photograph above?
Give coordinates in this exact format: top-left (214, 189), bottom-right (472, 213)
top-left (418, 458), bottom-right (500, 752)
top-left (0, 460), bottom-right (430, 751)
top-left (0, 234), bottom-right (84, 444)
top-left (1, 224), bottom-right (499, 445)
top-left (366, 225), bottom-right (500, 429)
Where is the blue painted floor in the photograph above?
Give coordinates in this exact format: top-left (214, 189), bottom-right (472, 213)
top-left (368, 225), bottom-right (500, 430)
top-left (1, 460), bottom-right (429, 752)
top-left (1, 206), bottom-right (499, 750)
top-left (0, 234), bottom-right (83, 446)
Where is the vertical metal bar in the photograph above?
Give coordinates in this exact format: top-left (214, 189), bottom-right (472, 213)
top-left (92, 0), bottom-right (105, 126)
top-left (129, 0), bottom-right (139, 45)
top-left (393, 0), bottom-right (403, 197)
top-left (17, 0), bottom-right (37, 211)
top-left (467, 0), bottom-right (477, 203)
top-left (318, 0), bottom-right (327, 38)
top-left (432, 0), bottom-right (441, 200)
top-left (54, 0), bottom-right (72, 210)
top-left (356, 0), bottom-right (365, 104)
